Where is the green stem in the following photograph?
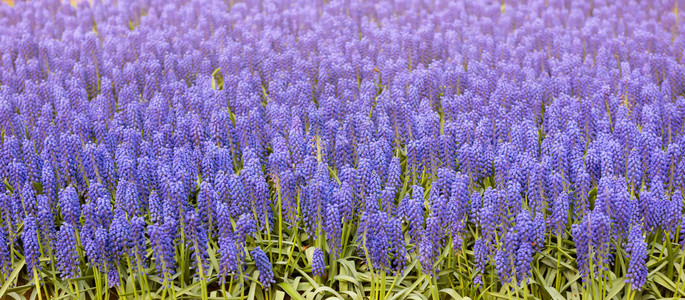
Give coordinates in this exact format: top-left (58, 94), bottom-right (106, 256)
top-left (229, 274), bottom-right (234, 296)
top-left (33, 269), bottom-right (43, 300)
top-left (202, 278), bottom-right (208, 300)
top-left (170, 280), bottom-right (177, 299)
top-left (241, 271), bottom-right (245, 300)
top-left (555, 231), bottom-right (562, 291)
top-left (649, 232), bottom-right (658, 258)
top-left (341, 221), bottom-right (352, 255)
top-left (264, 209), bottom-right (273, 263)
top-left (46, 247), bottom-right (60, 299)
top-left (678, 247), bottom-right (685, 297)
top-left (104, 272), bottom-right (110, 300)
top-left (135, 258), bottom-right (150, 299)
top-left (627, 289), bottom-right (636, 300)
top-left (94, 267), bottom-right (102, 300)
top-left (432, 276), bottom-right (439, 300)
top-left (380, 270), bottom-right (386, 300)
top-left (277, 183), bottom-right (283, 263)
top-left (41, 276), bottom-right (50, 300)
top-left (126, 257), bottom-right (139, 299)
top-left (160, 285), bottom-right (167, 300)
top-left (515, 285), bottom-right (520, 300)
top-left (456, 250), bottom-right (466, 295)
top-left (285, 224), bottom-right (304, 277)
top-left (600, 267), bottom-right (606, 300)
top-left (384, 272), bottom-right (399, 299)
top-left (68, 279), bottom-right (75, 297)
top-left (369, 273), bottom-right (375, 300)
top-left (447, 238), bottom-right (453, 270)
top-left (284, 224), bottom-right (298, 276)
top-left (177, 238), bottom-right (186, 287)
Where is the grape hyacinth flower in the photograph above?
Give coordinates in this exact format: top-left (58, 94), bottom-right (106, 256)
top-left (149, 221), bottom-right (176, 287)
top-left (400, 195), bottom-right (424, 250)
top-left (625, 223), bottom-right (647, 291)
top-left (218, 229), bottom-right (241, 284)
top-left (55, 223), bottom-right (80, 280)
top-left (473, 237), bottom-right (488, 288)
top-left (251, 247), bottom-right (275, 288)
top-left (357, 211), bottom-right (407, 273)
top-left (129, 216), bottom-right (148, 274)
top-left (22, 215), bottom-right (41, 278)
top-left (324, 204), bottom-right (342, 258)
top-left (184, 211), bottom-right (209, 279)
top-left (236, 213), bottom-right (257, 246)
top-left (572, 209), bottom-right (612, 284)
top-left (312, 248), bottom-right (325, 277)
top-left (514, 211), bottom-right (535, 283)
top-left (0, 226), bottom-right (11, 280)
top-left (59, 185), bottom-right (81, 228)
top-left (419, 216), bottom-right (443, 276)
top-left (549, 192), bottom-right (569, 236)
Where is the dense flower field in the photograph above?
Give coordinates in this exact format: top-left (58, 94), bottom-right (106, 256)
top-left (0, 0), bottom-right (684, 299)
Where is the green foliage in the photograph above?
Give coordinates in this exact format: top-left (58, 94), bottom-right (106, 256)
top-left (3, 200), bottom-right (685, 300)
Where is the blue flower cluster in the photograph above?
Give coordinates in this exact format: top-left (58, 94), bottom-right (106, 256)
top-left (0, 0), bottom-right (683, 294)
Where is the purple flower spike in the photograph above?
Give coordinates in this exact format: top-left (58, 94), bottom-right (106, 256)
top-left (251, 246), bottom-right (275, 288)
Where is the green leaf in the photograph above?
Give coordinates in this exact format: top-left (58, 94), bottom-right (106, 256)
top-left (6, 285), bottom-right (31, 295)
top-left (605, 277), bottom-right (625, 300)
top-left (405, 292), bottom-right (428, 300)
top-left (652, 273), bottom-right (676, 292)
top-left (211, 67), bottom-right (224, 90)
top-left (6, 292), bottom-right (23, 300)
top-left (247, 279), bottom-right (257, 300)
top-left (340, 291), bottom-right (362, 300)
top-left (174, 279), bottom-right (204, 297)
top-left (274, 290), bottom-right (285, 300)
top-left (486, 291), bottom-right (513, 299)
top-left (439, 288), bottom-right (464, 299)
top-left (312, 286), bottom-right (345, 299)
top-left (277, 282), bottom-right (304, 300)
top-left (0, 260), bottom-right (24, 298)
top-left (333, 275), bottom-right (363, 291)
top-left (388, 274), bottom-right (426, 300)
top-left (544, 286), bottom-right (567, 300)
